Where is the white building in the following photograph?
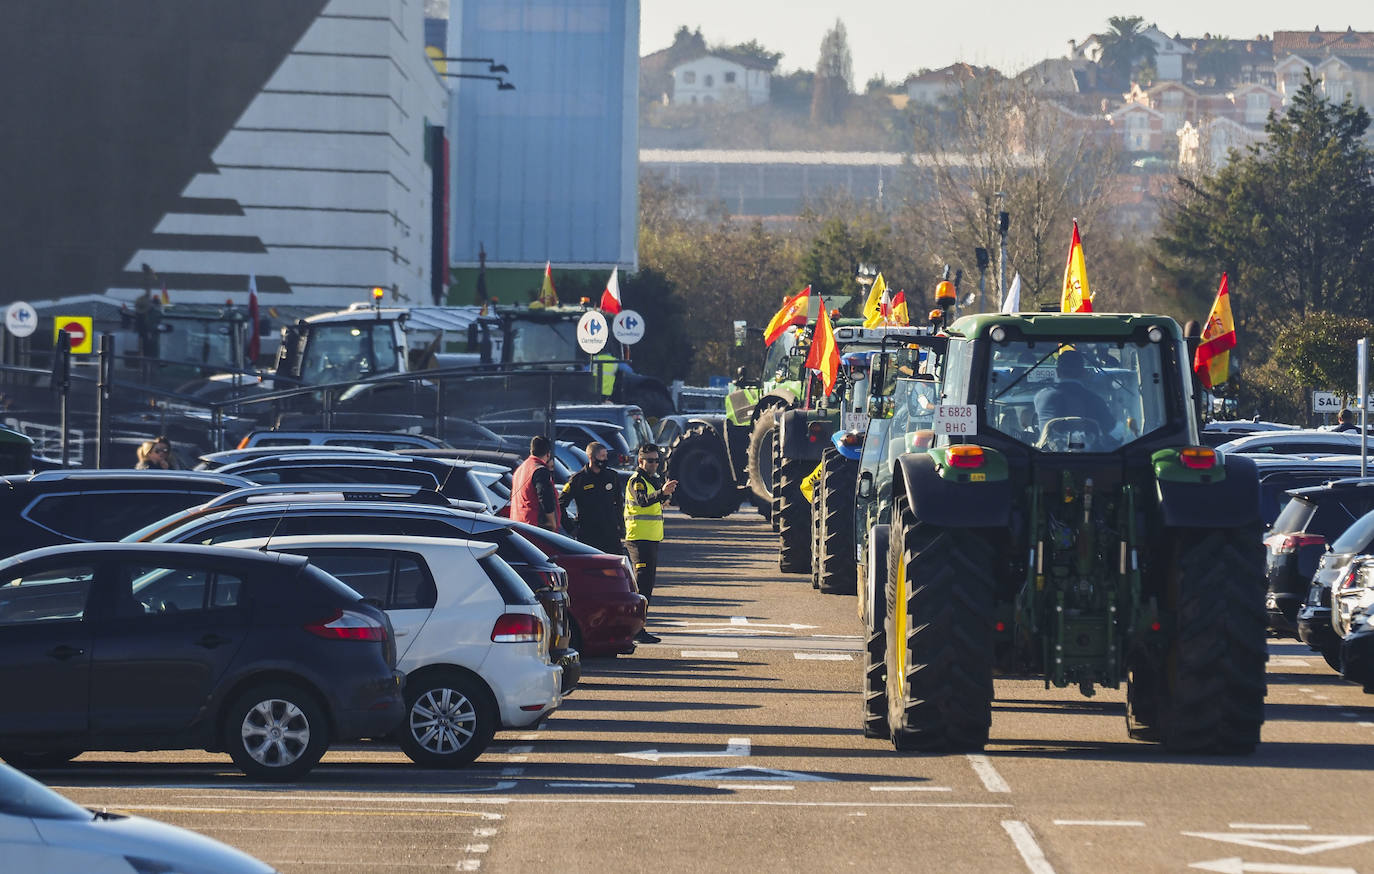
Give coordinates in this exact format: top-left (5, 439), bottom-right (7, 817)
top-left (1178, 117), bottom-right (1265, 167)
top-left (670, 53), bottom-right (771, 107)
top-left (1070, 24), bottom-right (1192, 81)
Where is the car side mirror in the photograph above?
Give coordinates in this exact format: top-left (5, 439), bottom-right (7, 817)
top-left (857, 471), bottom-right (873, 498)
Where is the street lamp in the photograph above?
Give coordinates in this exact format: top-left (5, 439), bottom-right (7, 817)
top-left (439, 72), bottom-right (515, 90)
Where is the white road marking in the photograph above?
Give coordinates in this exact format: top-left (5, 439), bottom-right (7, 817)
top-left (812, 634), bottom-right (862, 640)
top-left (1183, 832), bottom-right (1374, 855)
top-left (680, 650), bottom-right (739, 658)
top-left (519, 734), bottom-right (539, 740)
top-left (1003, 820), bottom-right (1056, 874)
top-left (1268, 657), bottom-right (1313, 667)
top-left (1190, 859), bottom-right (1357, 874)
top-left (618, 737), bottom-right (750, 761)
top-left (664, 765), bottom-right (831, 782)
top-left (1310, 695), bottom-right (1330, 701)
top-left (870, 785), bottom-right (952, 792)
top-left (718, 784), bottom-right (793, 790)
top-left (1359, 722), bottom-right (1374, 728)
top-left (1054, 820), bottom-right (1145, 827)
top-left (1297, 687), bottom-right (1315, 693)
top-left (473, 828), bottom-right (499, 838)
top-left (793, 652), bottom-right (853, 660)
top-left (458, 862), bottom-right (481, 872)
top-left (1230, 825), bottom-right (1311, 831)
top-left (967, 754), bottom-right (1012, 793)
top-left (464, 844), bottom-right (489, 853)
top-left (731, 616), bottom-right (748, 624)
top-left (546, 782), bottom-right (636, 789)
top-left (505, 746), bottom-right (534, 754)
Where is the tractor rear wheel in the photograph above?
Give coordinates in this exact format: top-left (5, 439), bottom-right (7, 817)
top-left (818, 448), bottom-right (858, 594)
top-left (1159, 526), bottom-right (1267, 754)
top-left (746, 407), bottom-right (781, 509)
top-left (777, 459), bottom-right (811, 574)
top-left (666, 424), bottom-right (738, 518)
top-left (886, 498), bottom-right (995, 751)
top-left (862, 525), bottom-right (890, 739)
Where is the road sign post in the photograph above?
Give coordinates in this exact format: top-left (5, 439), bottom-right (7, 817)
top-left (1359, 338), bottom-right (1368, 477)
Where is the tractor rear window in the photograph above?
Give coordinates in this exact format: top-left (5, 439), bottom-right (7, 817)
top-left (984, 341), bottom-right (1168, 453)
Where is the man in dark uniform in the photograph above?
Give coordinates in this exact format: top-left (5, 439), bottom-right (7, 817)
top-left (1033, 349), bottom-right (1115, 438)
top-left (559, 441), bottom-right (624, 554)
top-left (624, 443), bottom-right (677, 644)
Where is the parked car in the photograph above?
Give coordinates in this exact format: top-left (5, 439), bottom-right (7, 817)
top-left (0, 543), bottom-right (403, 780)
top-left (1338, 561), bottom-right (1374, 691)
top-left (1262, 478), bottom-right (1374, 635)
top-left (556, 404), bottom-right (655, 453)
top-left (505, 521), bottom-right (645, 656)
top-left (217, 535), bottom-right (562, 767)
top-left (196, 444), bottom-right (395, 470)
top-left (1216, 429), bottom-right (1367, 457)
top-left (0, 762), bottom-right (274, 872)
top-left (0, 470), bottom-right (254, 559)
top-left (1333, 554), bottom-right (1374, 642)
top-left (238, 429), bottom-right (450, 451)
top-left (212, 453), bottom-right (508, 513)
top-left (1248, 456), bottom-right (1367, 527)
top-left (1298, 507), bottom-right (1374, 670)
top-left (127, 499), bottom-right (580, 691)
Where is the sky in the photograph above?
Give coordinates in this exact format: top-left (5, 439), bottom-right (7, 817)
top-left (640, 1), bottom-right (1374, 85)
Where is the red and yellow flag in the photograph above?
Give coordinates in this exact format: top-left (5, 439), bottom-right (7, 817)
top-left (862, 273), bottom-right (889, 328)
top-left (536, 261), bottom-right (559, 307)
top-left (889, 290), bottom-right (909, 326)
top-left (1194, 273), bottom-right (1236, 390)
top-left (764, 286), bottom-right (810, 345)
top-left (805, 295), bottom-right (840, 395)
top-left (1060, 221), bottom-right (1093, 313)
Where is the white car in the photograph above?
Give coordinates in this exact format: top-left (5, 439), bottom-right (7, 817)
top-left (219, 535), bottom-right (560, 768)
top-left (0, 762), bottom-right (274, 872)
top-left (1215, 429), bottom-right (1368, 457)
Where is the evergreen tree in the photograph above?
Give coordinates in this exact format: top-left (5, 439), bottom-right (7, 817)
top-left (1097, 16), bottom-right (1156, 88)
top-left (811, 19), bottom-right (852, 125)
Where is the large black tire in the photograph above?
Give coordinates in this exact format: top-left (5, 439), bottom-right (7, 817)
top-left (746, 407), bottom-right (781, 509)
top-left (818, 449), bottom-right (858, 594)
top-left (223, 683), bottom-right (330, 781)
top-left (398, 670), bottom-right (497, 768)
top-left (666, 424), bottom-right (738, 518)
top-left (886, 499), bottom-right (995, 751)
top-left (863, 525), bottom-right (890, 738)
top-left (1157, 527), bottom-right (1267, 754)
top-left (809, 472), bottom-right (823, 589)
top-left (777, 459), bottom-right (811, 574)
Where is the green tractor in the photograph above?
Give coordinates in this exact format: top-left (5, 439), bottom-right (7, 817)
top-left (870, 312), bottom-right (1266, 753)
top-left (665, 319), bottom-right (808, 519)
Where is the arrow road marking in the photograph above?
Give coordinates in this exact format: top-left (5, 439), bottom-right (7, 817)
top-left (1183, 833), bottom-right (1374, 855)
top-left (664, 765), bottom-right (833, 782)
top-left (618, 737), bottom-right (750, 762)
top-left (1190, 859), bottom-right (1357, 874)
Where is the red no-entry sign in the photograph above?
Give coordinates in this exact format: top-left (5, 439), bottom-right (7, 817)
top-left (54, 316), bottom-right (93, 354)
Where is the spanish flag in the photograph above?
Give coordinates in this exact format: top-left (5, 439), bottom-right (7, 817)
top-left (805, 295), bottom-right (840, 395)
top-left (1194, 273), bottom-right (1236, 390)
top-left (764, 286), bottom-right (810, 345)
top-left (536, 261), bottom-right (559, 308)
top-left (889, 290), bottom-right (909, 326)
top-left (1060, 221), bottom-right (1093, 313)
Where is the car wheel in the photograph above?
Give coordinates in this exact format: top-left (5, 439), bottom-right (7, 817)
top-left (398, 672), bottom-right (496, 768)
top-left (223, 683), bottom-right (330, 782)
top-left (0, 750), bottom-right (83, 769)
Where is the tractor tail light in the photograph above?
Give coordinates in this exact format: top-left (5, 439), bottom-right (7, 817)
top-left (948, 445), bottom-right (985, 469)
top-left (1179, 447), bottom-right (1217, 469)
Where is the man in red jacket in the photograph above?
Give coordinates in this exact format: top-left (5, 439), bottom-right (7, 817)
top-left (510, 435), bottom-right (559, 530)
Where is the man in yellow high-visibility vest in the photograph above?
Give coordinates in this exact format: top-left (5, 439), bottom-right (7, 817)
top-left (624, 442), bottom-right (676, 644)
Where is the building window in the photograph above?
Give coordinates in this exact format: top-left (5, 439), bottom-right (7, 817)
top-left (1245, 92), bottom-right (1267, 124)
top-left (682, 71), bottom-right (696, 84)
top-left (724, 72), bottom-right (736, 84)
top-left (705, 74), bottom-right (714, 87)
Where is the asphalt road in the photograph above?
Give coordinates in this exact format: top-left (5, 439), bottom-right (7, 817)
top-left (43, 508), bottom-right (1374, 874)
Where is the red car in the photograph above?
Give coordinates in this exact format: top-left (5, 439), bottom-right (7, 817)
top-left (508, 520), bottom-right (645, 656)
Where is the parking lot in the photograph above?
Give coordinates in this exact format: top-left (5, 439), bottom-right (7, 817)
top-left (34, 510), bottom-right (1374, 874)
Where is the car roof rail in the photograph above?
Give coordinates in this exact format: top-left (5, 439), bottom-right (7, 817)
top-left (205, 484), bottom-right (452, 509)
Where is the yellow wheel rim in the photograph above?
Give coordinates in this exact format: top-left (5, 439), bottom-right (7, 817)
top-left (894, 541), bottom-right (909, 691)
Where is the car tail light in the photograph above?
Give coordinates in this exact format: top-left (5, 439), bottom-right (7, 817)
top-left (1180, 446), bottom-right (1217, 470)
top-left (492, 612), bottom-right (544, 643)
top-left (1265, 533), bottom-right (1326, 555)
top-left (595, 567), bottom-right (623, 577)
top-left (1340, 565), bottom-right (1361, 591)
top-left (305, 608), bottom-right (388, 642)
top-left (948, 445), bottom-right (984, 469)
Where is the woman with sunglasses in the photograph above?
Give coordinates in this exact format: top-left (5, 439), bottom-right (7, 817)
top-left (134, 436), bottom-right (173, 470)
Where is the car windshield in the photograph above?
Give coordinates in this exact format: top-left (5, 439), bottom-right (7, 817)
top-left (507, 320), bottom-right (579, 364)
top-left (0, 764), bottom-right (90, 820)
top-left (762, 329), bottom-right (799, 381)
top-left (983, 340), bottom-right (1170, 453)
top-left (301, 322), bottom-right (398, 384)
top-left (1331, 509), bottom-right (1374, 555)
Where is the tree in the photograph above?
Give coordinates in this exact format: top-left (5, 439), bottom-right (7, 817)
top-left (719, 39), bottom-right (781, 70)
top-left (1097, 16), bottom-right (1156, 89)
top-left (1241, 313), bottom-right (1374, 423)
top-left (811, 19), bottom-right (852, 125)
top-left (1154, 73), bottom-right (1374, 351)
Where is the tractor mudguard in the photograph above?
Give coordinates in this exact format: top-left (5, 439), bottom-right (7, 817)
top-left (1155, 451), bottom-right (1262, 528)
top-left (779, 408), bottom-right (836, 461)
top-left (895, 451), bottom-right (1011, 528)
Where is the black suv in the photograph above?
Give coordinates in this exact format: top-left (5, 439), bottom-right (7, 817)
top-left (0, 470), bottom-right (254, 559)
top-left (128, 499), bottom-right (580, 691)
top-left (1263, 478), bottom-right (1374, 636)
top-left (0, 542), bottom-right (403, 780)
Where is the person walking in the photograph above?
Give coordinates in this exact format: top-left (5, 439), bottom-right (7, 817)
top-left (510, 435), bottom-right (559, 531)
top-left (624, 443), bottom-right (676, 644)
top-left (1334, 409), bottom-right (1361, 433)
top-left (559, 441), bottom-right (624, 554)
